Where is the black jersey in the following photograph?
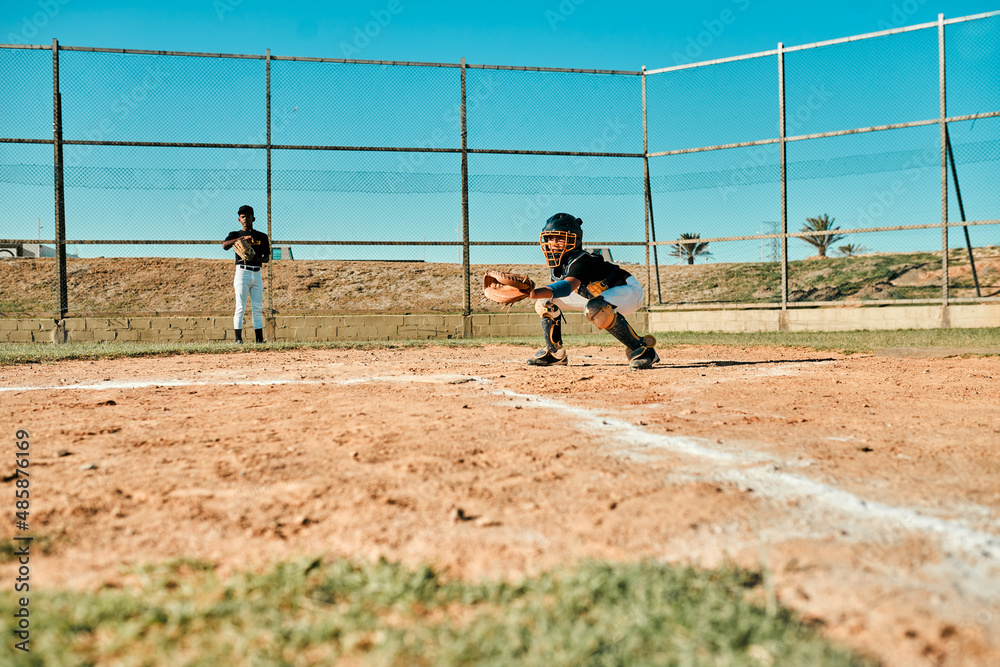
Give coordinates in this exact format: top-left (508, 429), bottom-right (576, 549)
top-left (553, 250), bottom-right (631, 298)
top-left (224, 228), bottom-right (271, 267)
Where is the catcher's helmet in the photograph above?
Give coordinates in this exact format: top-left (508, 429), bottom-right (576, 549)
top-left (540, 212), bottom-right (583, 267)
top-left (238, 204), bottom-right (255, 221)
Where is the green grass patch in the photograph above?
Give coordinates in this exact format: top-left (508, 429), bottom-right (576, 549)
top-left (0, 557), bottom-right (871, 666)
top-left (1, 328), bottom-right (998, 365)
top-left (0, 534), bottom-right (58, 563)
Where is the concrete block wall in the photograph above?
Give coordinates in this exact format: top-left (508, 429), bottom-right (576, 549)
top-left (0, 305), bottom-right (994, 343)
top-left (648, 303), bottom-right (1000, 333)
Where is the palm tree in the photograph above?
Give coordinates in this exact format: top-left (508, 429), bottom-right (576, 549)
top-left (836, 243), bottom-right (866, 257)
top-left (669, 233), bottom-right (712, 265)
top-left (800, 214), bottom-right (846, 258)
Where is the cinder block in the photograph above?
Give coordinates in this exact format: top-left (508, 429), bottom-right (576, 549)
top-left (127, 318), bottom-right (152, 329)
top-left (64, 318), bottom-right (87, 331)
top-left (0, 320), bottom-right (20, 331)
top-left (351, 326), bottom-right (379, 339)
top-left (314, 326), bottom-right (337, 339)
top-left (487, 313), bottom-right (513, 326)
top-left (67, 330), bottom-right (95, 342)
top-left (5, 331), bottom-right (34, 342)
top-left (334, 327), bottom-right (359, 339)
top-left (116, 330), bottom-right (140, 341)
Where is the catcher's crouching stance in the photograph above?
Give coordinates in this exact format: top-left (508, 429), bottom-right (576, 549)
top-left (528, 213), bottom-right (658, 370)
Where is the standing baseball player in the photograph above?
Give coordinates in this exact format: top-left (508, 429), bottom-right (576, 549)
top-left (527, 212), bottom-right (658, 369)
top-left (222, 204), bottom-right (270, 344)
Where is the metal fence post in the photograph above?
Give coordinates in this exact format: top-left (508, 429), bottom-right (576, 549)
top-left (641, 66), bottom-right (649, 308)
top-left (52, 38), bottom-right (67, 318)
top-left (641, 65), bottom-right (661, 307)
top-left (778, 42), bottom-right (788, 310)
top-left (938, 14), bottom-right (950, 306)
top-left (460, 57), bottom-right (471, 321)
top-left (946, 128), bottom-right (981, 296)
top-left (266, 48), bottom-right (274, 335)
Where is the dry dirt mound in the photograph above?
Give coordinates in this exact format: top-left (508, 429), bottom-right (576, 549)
top-left (2, 251), bottom-right (999, 315)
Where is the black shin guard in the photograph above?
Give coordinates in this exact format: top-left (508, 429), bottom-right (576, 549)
top-left (604, 312), bottom-right (645, 351)
top-left (234, 329), bottom-right (243, 343)
top-left (541, 315), bottom-right (563, 354)
top-left (255, 328), bottom-right (264, 343)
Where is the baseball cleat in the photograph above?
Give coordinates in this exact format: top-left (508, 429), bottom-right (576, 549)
top-left (628, 346), bottom-right (659, 369)
top-left (527, 349), bottom-right (568, 366)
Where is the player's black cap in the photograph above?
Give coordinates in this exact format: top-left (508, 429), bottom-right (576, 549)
top-left (238, 205), bottom-right (255, 220)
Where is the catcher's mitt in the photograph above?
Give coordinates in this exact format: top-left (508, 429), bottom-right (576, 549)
top-left (234, 237), bottom-right (256, 263)
top-left (483, 270), bottom-right (535, 305)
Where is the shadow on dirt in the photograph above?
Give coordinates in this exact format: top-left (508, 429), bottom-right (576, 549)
top-left (666, 358), bottom-right (838, 369)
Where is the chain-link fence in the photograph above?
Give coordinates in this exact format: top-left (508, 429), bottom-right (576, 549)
top-left (1, 11), bottom-right (998, 319)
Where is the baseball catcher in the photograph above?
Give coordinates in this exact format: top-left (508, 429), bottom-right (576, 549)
top-left (523, 212), bottom-right (658, 369)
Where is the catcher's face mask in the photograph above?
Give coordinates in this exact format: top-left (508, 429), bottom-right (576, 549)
top-left (540, 231), bottom-right (577, 268)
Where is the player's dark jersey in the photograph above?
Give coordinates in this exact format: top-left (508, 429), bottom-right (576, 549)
top-left (225, 228), bottom-right (271, 267)
top-left (552, 249), bottom-right (632, 298)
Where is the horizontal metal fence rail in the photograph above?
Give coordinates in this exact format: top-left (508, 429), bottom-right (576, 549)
top-left (647, 219), bottom-right (1000, 246)
top-left (644, 9), bottom-right (1000, 74)
top-left (0, 239), bottom-right (648, 246)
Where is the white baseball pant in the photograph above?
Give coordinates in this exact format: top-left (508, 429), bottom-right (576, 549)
top-left (233, 266), bottom-right (263, 330)
top-left (551, 275), bottom-right (644, 315)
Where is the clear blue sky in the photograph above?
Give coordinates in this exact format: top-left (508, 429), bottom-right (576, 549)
top-left (2, 0), bottom-right (999, 264)
top-left (2, 0), bottom-right (995, 69)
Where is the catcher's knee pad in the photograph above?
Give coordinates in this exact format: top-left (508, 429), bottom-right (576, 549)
top-left (584, 296), bottom-right (616, 330)
top-left (535, 299), bottom-right (561, 320)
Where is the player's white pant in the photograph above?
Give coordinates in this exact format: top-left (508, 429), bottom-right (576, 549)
top-left (552, 275), bottom-right (643, 315)
top-left (233, 266), bottom-right (263, 330)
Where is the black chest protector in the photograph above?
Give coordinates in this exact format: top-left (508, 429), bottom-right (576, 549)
top-left (553, 250), bottom-right (631, 299)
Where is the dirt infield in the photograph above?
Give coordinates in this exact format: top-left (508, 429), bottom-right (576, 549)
top-left (2, 343), bottom-right (999, 666)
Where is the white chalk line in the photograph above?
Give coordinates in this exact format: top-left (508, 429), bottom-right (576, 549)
top-left (496, 387), bottom-right (1000, 568)
top-left (0, 373), bottom-right (480, 393)
top-left (0, 378), bottom-right (326, 392)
